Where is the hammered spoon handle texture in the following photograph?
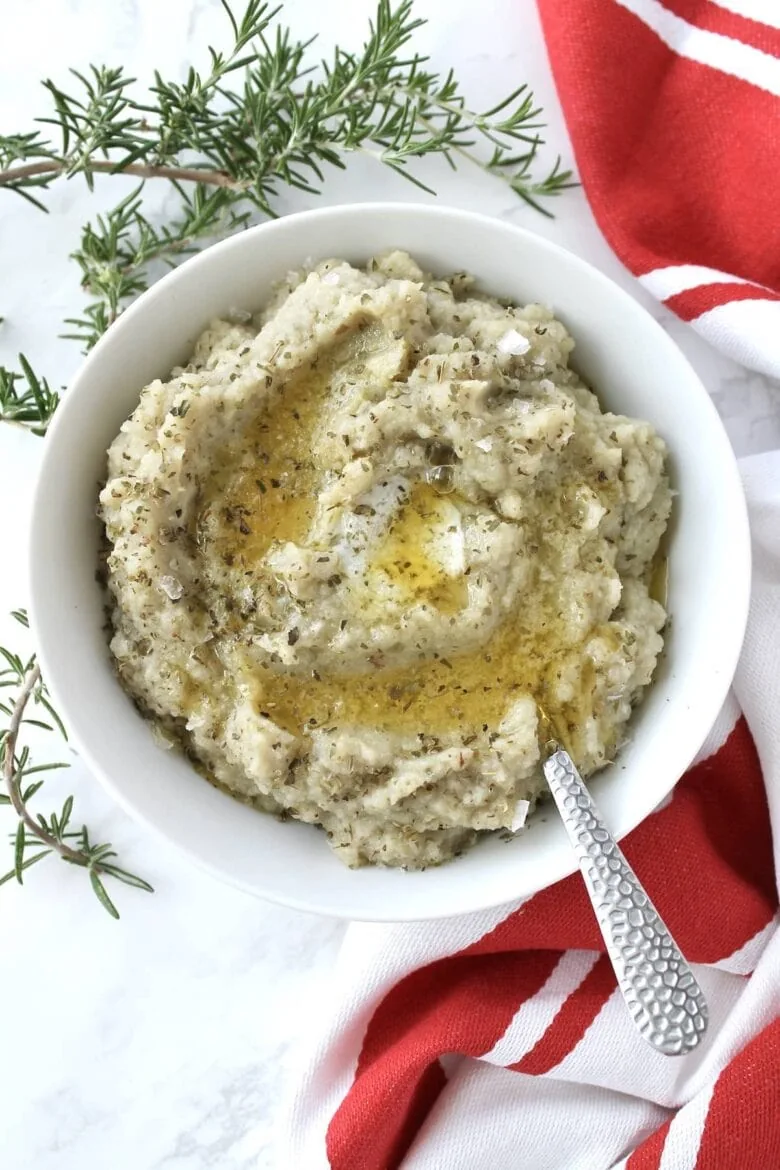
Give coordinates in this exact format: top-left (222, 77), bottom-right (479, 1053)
top-left (542, 750), bottom-right (708, 1056)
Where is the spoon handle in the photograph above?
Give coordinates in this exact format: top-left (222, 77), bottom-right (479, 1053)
top-left (543, 750), bottom-right (708, 1056)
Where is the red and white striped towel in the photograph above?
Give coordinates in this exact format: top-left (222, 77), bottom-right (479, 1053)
top-left (538, 0), bottom-right (780, 378)
top-left (281, 6), bottom-right (780, 1166)
top-left (282, 448), bottom-right (780, 1169)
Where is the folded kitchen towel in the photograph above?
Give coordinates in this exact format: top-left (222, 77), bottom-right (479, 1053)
top-left (280, 449), bottom-right (780, 1169)
top-left (537, 0), bottom-right (780, 378)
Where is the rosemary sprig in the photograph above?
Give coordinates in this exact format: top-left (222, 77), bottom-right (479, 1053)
top-left (0, 610), bottom-right (152, 917)
top-left (0, 0), bottom-right (574, 361)
top-left (0, 356), bottom-right (60, 436)
top-left (63, 183), bottom-right (254, 349)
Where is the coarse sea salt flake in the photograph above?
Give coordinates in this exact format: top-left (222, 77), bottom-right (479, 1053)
top-left (497, 328), bottom-right (531, 356)
top-left (511, 799), bottom-right (530, 832)
top-left (321, 271), bottom-right (341, 285)
top-left (151, 725), bottom-right (175, 751)
top-left (475, 438), bottom-right (493, 452)
top-left (159, 575), bottom-right (184, 601)
top-left (226, 306), bottom-right (252, 324)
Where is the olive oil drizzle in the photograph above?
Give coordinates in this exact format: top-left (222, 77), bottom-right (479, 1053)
top-left (192, 329), bottom-right (655, 757)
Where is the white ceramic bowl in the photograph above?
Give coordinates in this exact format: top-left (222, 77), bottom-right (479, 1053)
top-left (29, 204), bottom-right (750, 920)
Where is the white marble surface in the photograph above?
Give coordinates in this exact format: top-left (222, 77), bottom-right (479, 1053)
top-left (0, 2), bottom-right (777, 1167)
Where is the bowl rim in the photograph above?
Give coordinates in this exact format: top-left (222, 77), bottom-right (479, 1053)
top-left (28, 201), bottom-right (752, 920)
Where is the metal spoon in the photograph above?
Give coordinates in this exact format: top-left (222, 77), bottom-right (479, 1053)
top-left (543, 749), bottom-right (708, 1056)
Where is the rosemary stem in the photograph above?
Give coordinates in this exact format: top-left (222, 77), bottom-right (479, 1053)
top-left (2, 665), bottom-right (83, 865)
top-left (0, 159), bottom-right (243, 189)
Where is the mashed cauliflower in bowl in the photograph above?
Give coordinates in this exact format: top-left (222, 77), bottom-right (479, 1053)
top-left (99, 250), bottom-right (671, 869)
top-left (29, 204), bottom-right (748, 919)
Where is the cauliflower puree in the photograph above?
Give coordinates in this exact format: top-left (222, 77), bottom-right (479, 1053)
top-left (100, 251), bottom-right (670, 868)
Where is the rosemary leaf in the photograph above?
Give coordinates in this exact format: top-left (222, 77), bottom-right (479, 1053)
top-left (89, 870), bottom-right (120, 919)
top-left (98, 864), bottom-right (155, 893)
top-left (13, 822), bottom-right (25, 883)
